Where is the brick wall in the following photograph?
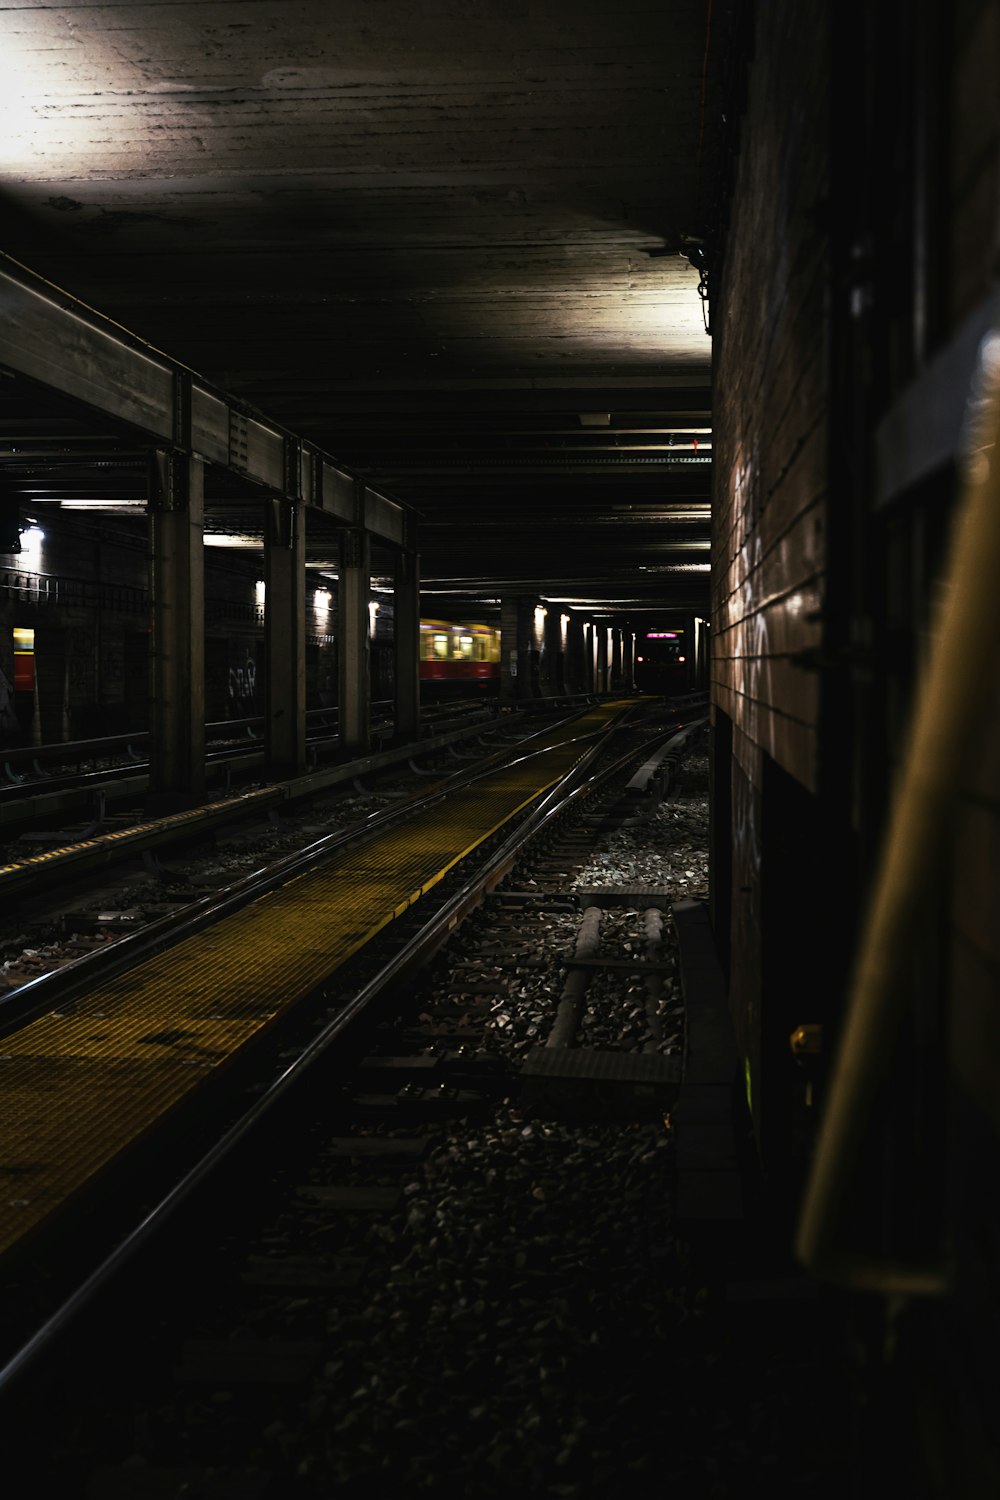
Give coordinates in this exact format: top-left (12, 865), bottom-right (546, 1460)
top-left (713, 5), bottom-right (828, 796)
top-left (711, 1), bottom-right (831, 1140)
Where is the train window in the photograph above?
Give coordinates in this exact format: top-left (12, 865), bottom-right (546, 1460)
top-left (458, 634), bottom-right (474, 659)
top-left (432, 633), bottom-right (449, 659)
top-left (13, 626), bottom-right (35, 693)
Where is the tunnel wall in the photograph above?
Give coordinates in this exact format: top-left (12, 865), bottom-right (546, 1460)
top-left (710, 0), bottom-right (830, 1149)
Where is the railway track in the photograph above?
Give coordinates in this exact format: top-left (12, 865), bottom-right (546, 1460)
top-left (2, 701), bottom-right (848, 1500)
top-left (0, 702), bottom-right (682, 1279)
top-left (0, 701), bottom-right (584, 996)
top-left (0, 697), bottom-right (508, 842)
top-left (0, 708), bottom-right (734, 1494)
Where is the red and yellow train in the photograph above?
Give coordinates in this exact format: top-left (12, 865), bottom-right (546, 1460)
top-left (419, 618), bottom-right (501, 691)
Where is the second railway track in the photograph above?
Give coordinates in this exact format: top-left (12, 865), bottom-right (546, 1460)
top-left (2, 699), bottom-right (841, 1500)
top-left (0, 700), bottom-right (695, 1276)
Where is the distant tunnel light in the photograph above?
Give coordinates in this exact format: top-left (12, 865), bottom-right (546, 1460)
top-left (369, 600), bottom-right (380, 636)
top-left (255, 580), bottom-right (267, 607)
top-left (314, 588), bottom-right (332, 620)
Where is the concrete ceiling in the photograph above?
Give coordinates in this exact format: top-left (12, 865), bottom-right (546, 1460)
top-left (0, 0), bottom-right (721, 617)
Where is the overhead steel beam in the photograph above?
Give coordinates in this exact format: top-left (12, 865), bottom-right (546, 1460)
top-left (0, 257), bottom-right (412, 548)
top-left (0, 262), bottom-right (175, 442)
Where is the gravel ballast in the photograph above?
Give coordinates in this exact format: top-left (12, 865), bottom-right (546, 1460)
top-left (30, 731), bottom-right (849, 1498)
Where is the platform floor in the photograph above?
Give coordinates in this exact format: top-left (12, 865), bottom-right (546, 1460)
top-left (0, 704), bottom-right (631, 1262)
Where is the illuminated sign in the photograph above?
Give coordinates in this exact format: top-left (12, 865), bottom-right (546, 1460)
top-left (646, 631), bottom-right (679, 639)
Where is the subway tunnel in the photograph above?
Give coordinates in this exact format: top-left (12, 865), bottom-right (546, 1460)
top-left (0, 2), bottom-right (998, 1494)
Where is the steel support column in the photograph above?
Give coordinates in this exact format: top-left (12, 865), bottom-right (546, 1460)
top-left (500, 596), bottom-right (523, 702)
top-left (394, 547), bottom-right (420, 743)
top-left (148, 452), bottom-right (205, 805)
top-left (566, 614), bottom-right (584, 693)
top-left (265, 497), bottom-right (307, 774)
top-left (684, 612), bottom-right (697, 692)
top-left (582, 622), bottom-right (595, 693)
top-left (338, 526), bottom-right (371, 754)
top-left (542, 607), bottom-right (562, 695)
top-left (610, 628), bottom-right (623, 691)
top-left (621, 628), bottom-right (634, 691)
top-left (596, 626), bottom-right (609, 693)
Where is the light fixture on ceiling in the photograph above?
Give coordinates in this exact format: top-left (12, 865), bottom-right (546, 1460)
top-left (203, 533), bottom-right (263, 549)
top-left (59, 499), bottom-right (147, 510)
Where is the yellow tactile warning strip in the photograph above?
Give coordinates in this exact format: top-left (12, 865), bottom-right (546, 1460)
top-left (0, 702), bottom-right (635, 1259)
top-left (0, 786), bottom-right (280, 882)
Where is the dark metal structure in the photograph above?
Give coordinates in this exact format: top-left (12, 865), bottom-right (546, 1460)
top-left (0, 0), bottom-right (718, 614)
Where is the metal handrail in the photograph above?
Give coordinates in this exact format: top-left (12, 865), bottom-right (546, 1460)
top-left (796, 329), bottom-right (1000, 1294)
top-left (0, 702), bottom-right (405, 777)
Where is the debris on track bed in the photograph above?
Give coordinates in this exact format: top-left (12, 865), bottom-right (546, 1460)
top-left (26, 734), bottom-right (849, 1499)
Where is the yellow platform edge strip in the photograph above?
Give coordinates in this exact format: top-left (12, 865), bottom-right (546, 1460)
top-left (0, 703), bottom-right (632, 1257)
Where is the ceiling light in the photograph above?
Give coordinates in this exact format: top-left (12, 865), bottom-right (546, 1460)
top-left (59, 499), bottom-right (147, 510)
top-left (203, 533), bottom-right (263, 548)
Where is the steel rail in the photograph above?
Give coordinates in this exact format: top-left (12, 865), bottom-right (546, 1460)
top-left (1, 697), bottom-right (498, 796)
top-left (0, 705), bottom-right (639, 1036)
top-left (0, 707), bottom-right (513, 896)
top-left (0, 700), bottom-right (670, 1398)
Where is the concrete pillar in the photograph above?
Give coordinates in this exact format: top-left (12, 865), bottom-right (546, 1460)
top-left (528, 599), bottom-right (546, 697)
top-left (264, 497), bottom-right (307, 774)
top-left (596, 625), bottom-right (609, 694)
top-left (542, 606), bottom-right (563, 695)
top-left (555, 610), bottom-right (570, 692)
top-left (622, 629), bottom-right (635, 691)
top-left (34, 625), bottom-right (69, 742)
top-left (338, 526), bottom-right (371, 754)
top-left (394, 547), bottom-right (420, 742)
top-left (693, 616), bottom-right (710, 691)
top-left (611, 628), bottom-right (623, 691)
top-left (500, 596), bottom-right (520, 702)
top-left (684, 612), bottom-right (696, 691)
top-left (566, 613), bottom-right (585, 693)
top-left (501, 595), bottom-right (536, 702)
top-left (148, 452), bottom-right (205, 804)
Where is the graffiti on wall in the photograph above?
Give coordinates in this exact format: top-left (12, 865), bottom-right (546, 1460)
top-left (228, 658), bottom-right (258, 716)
